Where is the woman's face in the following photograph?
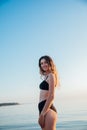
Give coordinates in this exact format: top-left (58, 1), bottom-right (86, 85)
top-left (40, 58), bottom-right (49, 72)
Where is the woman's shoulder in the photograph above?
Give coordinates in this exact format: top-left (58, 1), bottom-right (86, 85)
top-left (48, 73), bottom-right (55, 80)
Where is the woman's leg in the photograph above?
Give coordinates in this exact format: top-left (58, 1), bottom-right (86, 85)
top-left (43, 109), bottom-right (58, 130)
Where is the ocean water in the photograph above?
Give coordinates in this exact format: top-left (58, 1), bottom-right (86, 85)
top-left (0, 100), bottom-right (87, 130)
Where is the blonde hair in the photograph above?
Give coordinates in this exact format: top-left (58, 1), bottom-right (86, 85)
top-left (38, 55), bottom-right (59, 87)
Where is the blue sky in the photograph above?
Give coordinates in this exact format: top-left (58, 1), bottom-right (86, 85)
top-left (0, 0), bottom-right (87, 103)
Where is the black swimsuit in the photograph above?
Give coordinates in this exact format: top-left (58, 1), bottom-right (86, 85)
top-left (38, 78), bottom-right (57, 114)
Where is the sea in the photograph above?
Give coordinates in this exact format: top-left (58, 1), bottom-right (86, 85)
top-left (0, 99), bottom-right (87, 130)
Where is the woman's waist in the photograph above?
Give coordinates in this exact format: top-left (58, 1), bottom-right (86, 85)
top-left (39, 91), bottom-right (49, 100)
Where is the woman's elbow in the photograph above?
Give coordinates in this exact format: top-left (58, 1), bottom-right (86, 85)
top-left (49, 94), bottom-right (54, 101)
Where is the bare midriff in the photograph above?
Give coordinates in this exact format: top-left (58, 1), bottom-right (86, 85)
top-left (39, 90), bottom-right (49, 102)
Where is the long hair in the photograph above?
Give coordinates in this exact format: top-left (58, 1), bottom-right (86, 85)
top-left (38, 55), bottom-right (59, 87)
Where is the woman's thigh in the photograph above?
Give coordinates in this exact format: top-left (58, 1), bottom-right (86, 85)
top-left (43, 109), bottom-right (57, 130)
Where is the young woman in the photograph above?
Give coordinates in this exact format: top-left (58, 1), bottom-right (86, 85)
top-left (38, 55), bottom-right (59, 130)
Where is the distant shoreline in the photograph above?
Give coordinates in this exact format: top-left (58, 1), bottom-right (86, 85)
top-left (0, 102), bottom-right (19, 107)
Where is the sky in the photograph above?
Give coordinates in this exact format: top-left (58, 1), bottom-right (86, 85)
top-left (0, 0), bottom-right (87, 103)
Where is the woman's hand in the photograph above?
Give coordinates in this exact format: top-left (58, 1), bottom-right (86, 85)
top-left (38, 113), bottom-right (45, 128)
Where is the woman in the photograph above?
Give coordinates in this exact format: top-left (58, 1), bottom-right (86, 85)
top-left (38, 55), bottom-right (59, 130)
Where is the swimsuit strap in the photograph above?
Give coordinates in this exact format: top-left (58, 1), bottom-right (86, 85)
top-left (45, 75), bottom-right (48, 81)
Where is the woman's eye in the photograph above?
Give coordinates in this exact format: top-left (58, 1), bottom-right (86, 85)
top-left (40, 62), bottom-right (43, 65)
